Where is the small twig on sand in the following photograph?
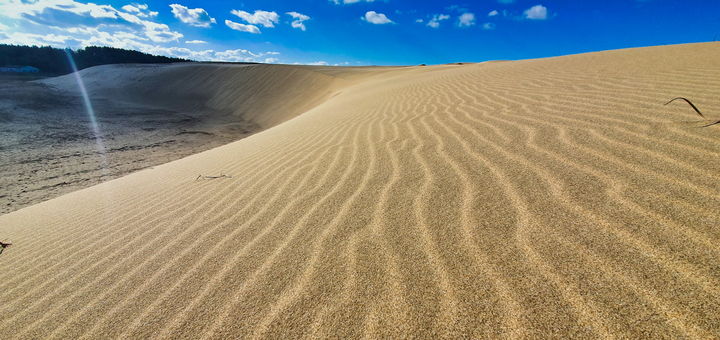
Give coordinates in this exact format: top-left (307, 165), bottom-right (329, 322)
top-left (665, 97), bottom-right (720, 127)
top-left (195, 174), bottom-right (232, 181)
top-left (0, 240), bottom-right (12, 255)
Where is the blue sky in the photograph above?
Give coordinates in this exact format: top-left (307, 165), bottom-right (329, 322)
top-left (0, 0), bottom-right (718, 65)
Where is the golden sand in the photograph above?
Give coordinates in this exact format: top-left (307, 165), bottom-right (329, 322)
top-left (1, 42), bottom-right (719, 338)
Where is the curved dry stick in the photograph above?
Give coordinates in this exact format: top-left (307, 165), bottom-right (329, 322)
top-left (701, 120), bottom-right (720, 127)
top-left (195, 174), bottom-right (232, 181)
top-left (664, 97), bottom-right (705, 118)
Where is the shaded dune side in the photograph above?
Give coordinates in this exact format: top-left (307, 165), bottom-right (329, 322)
top-left (0, 63), bottom-right (392, 214)
top-left (1, 42), bottom-right (719, 339)
top-left (42, 63), bottom-right (380, 129)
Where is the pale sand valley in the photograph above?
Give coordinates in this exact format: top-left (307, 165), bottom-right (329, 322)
top-left (1, 43), bottom-right (719, 338)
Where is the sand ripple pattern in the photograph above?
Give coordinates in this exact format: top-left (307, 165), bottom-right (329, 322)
top-left (1, 43), bottom-right (720, 339)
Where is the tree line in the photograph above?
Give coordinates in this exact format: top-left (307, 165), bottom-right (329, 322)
top-left (0, 44), bottom-right (190, 75)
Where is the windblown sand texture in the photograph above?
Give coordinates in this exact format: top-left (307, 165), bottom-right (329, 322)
top-left (1, 63), bottom-right (377, 213)
top-left (1, 42), bottom-right (719, 339)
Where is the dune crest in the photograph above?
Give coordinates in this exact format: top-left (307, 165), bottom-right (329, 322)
top-left (1, 42), bottom-right (720, 339)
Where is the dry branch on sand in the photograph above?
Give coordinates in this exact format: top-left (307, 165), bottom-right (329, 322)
top-left (0, 240), bottom-right (12, 255)
top-left (195, 174), bottom-right (233, 181)
top-left (665, 97), bottom-right (720, 127)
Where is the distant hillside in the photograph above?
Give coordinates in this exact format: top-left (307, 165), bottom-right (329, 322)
top-left (0, 44), bottom-right (191, 75)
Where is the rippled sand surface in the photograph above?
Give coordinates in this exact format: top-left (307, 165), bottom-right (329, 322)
top-left (1, 42), bottom-right (719, 339)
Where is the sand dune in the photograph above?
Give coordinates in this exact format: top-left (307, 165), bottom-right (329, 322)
top-left (1, 42), bottom-right (719, 338)
top-left (1, 63), bottom-right (390, 213)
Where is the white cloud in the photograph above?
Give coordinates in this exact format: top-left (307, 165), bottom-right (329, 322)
top-left (427, 14), bottom-right (450, 28)
top-left (230, 10), bottom-right (279, 28)
top-left (363, 11), bottom-right (393, 24)
top-left (121, 4), bottom-right (158, 18)
top-left (0, 0), bottom-right (117, 20)
top-left (0, 0), bottom-right (286, 63)
top-left (225, 19), bottom-right (260, 34)
top-left (415, 18), bottom-right (424, 23)
top-left (524, 5), bottom-right (548, 20)
top-left (458, 13), bottom-right (475, 27)
top-left (287, 12), bottom-right (310, 31)
top-left (0, 0), bottom-right (182, 43)
top-left (488, 10), bottom-right (499, 17)
top-left (308, 61), bottom-right (329, 65)
top-left (331, 0), bottom-right (375, 4)
top-left (169, 4), bottom-right (215, 28)
top-left (482, 22), bottom-right (496, 30)
top-left (0, 26), bottom-right (280, 63)
top-left (0, 32), bottom-right (74, 46)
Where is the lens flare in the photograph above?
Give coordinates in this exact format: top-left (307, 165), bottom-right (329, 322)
top-left (64, 49), bottom-right (108, 170)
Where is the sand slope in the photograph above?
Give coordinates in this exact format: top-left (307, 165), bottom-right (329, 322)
top-left (1, 64), bottom-right (391, 213)
top-left (1, 42), bottom-right (720, 339)
top-left (43, 63), bottom-right (383, 129)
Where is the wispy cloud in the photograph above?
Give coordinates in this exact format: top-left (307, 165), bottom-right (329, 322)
top-left (331, 0), bottom-right (375, 4)
top-left (225, 19), bottom-right (260, 34)
top-left (230, 10), bottom-right (279, 28)
top-left (427, 14), bottom-right (450, 28)
top-left (287, 12), bottom-right (311, 31)
top-left (121, 4), bottom-right (157, 18)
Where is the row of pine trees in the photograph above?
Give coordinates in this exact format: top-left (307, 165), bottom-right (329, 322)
top-left (0, 44), bottom-right (190, 75)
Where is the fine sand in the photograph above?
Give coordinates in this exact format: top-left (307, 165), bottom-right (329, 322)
top-left (1, 42), bottom-right (719, 339)
top-left (0, 63), bottom-right (387, 214)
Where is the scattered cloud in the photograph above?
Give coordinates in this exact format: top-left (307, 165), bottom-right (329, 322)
top-left (488, 10), bottom-right (499, 17)
top-left (287, 11), bottom-right (310, 31)
top-left (482, 22), bottom-right (496, 30)
top-left (363, 11), bottom-right (393, 24)
top-left (427, 14), bottom-right (450, 28)
top-left (212, 48), bottom-right (279, 62)
top-left (169, 4), bottom-right (215, 28)
top-left (331, 0), bottom-right (375, 4)
top-left (230, 10), bottom-right (279, 28)
top-left (0, 0), bottom-right (285, 63)
top-left (225, 19), bottom-right (260, 34)
top-left (121, 4), bottom-right (157, 18)
top-left (0, 0), bottom-right (182, 43)
top-left (524, 4), bottom-right (548, 20)
top-left (458, 13), bottom-right (476, 27)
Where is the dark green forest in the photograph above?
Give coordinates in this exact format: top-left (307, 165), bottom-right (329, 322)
top-left (0, 44), bottom-right (190, 75)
